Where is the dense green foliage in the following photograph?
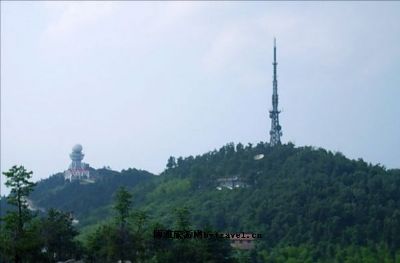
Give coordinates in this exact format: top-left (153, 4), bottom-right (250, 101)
top-left (40, 208), bottom-right (81, 261)
top-left (130, 142), bottom-right (400, 261)
top-left (2, 142), bottom-right (400, 262)
top-left (1, 166), bottom-right (37, 263)
top-left (1, 166), bottom-right (81, 263)
top-left (85, 189), bottom-right (234, 262)
top-left (27, 168), bottom-right (153, 227)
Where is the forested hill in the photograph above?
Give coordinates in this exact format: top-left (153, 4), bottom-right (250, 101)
top-left (25, 168), bottom-right (154, 226)
top-left (131, 142), bottom-right (400, 256)
top-left (3, 142), bottom-right (400, 260)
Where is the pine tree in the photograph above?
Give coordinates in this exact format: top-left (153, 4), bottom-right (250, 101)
top-left (113, 187), bottom-right (134, 262)
top-left (41, 208), bottom-right (80, 261)
top-left (1, 165), bottom-right (41, 263)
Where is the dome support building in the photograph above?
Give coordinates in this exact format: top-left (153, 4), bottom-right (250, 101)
top-left (64, 144), bottom-right (90, 181)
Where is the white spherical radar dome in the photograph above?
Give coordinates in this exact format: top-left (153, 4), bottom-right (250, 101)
top-left (72, 144), bottom-right (83, 152)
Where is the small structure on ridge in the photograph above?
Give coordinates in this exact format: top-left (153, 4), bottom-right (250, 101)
top-left (64, 144), bottom-right (90, 181)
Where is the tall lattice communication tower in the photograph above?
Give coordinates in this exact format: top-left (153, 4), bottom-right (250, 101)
top-left (269, 38), bottom-right (282, 146)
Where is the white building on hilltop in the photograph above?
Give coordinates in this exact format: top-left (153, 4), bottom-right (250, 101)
top-left (64, 144), bottom-right (90, 181)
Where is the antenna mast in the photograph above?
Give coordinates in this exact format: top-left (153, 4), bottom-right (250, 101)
top-left (269, 38), bottom-right (282, 146)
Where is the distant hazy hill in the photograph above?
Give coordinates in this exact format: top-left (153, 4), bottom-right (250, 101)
top-left (4, 142), bottom-right (400, 259)
top-left (27, 167), bottom-right (154, 227)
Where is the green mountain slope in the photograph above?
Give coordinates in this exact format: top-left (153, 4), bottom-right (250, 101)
top-left (13, 142), bottom-right (400, 260)
top-left (132, 143), bottom-right (400, 251)
top-left (26, 168), bottom-right (153, 227)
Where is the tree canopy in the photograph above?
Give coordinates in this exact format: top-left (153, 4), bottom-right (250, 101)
top-left (2, 142), bottom-right (400, 262)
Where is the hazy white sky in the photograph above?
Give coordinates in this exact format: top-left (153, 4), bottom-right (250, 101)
top-left (1, 2), bottom-right (400, 195)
